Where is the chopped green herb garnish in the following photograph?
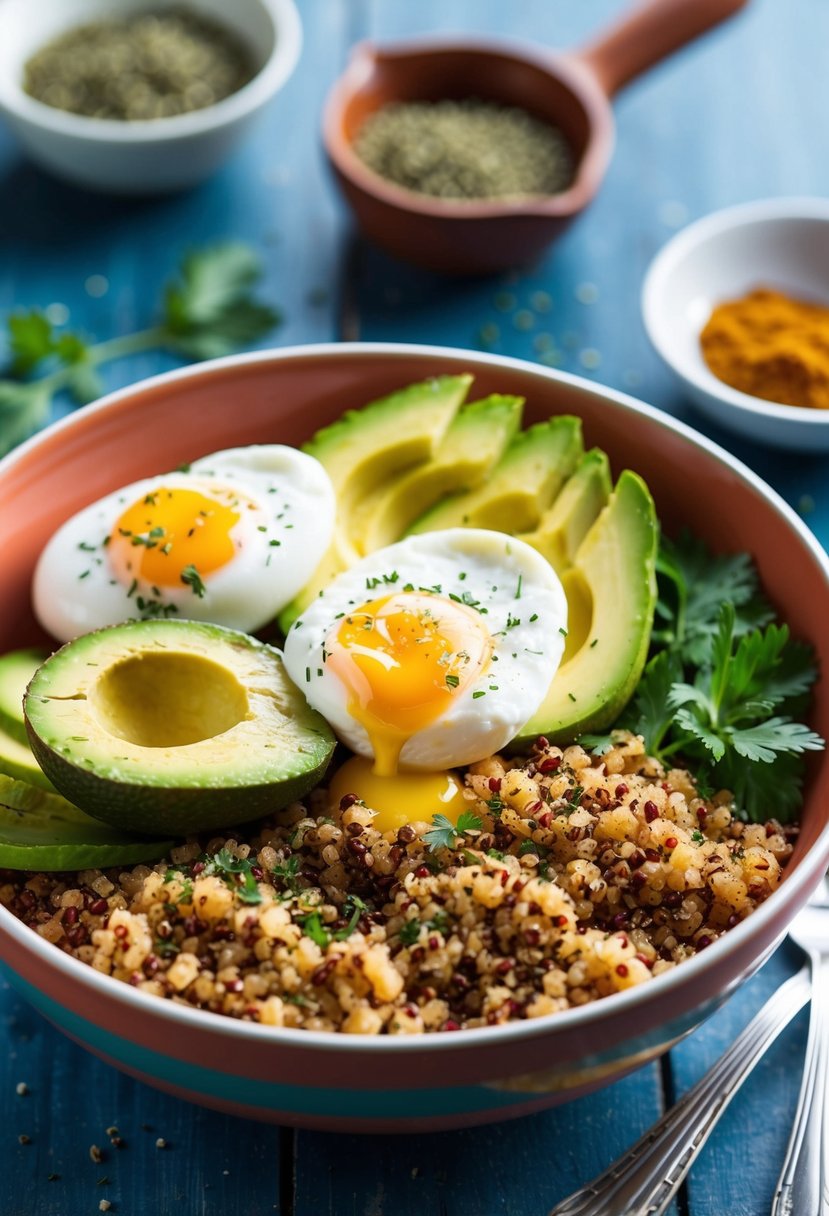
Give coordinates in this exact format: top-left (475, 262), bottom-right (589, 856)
top-left (398, 919), bottom-right (421, 946)
top-left (180, 563), bottom-right (206, 598)
top-left (205, 847), bottom-right (262, 904)
top-left (301, 911), bottom-right (331, 948)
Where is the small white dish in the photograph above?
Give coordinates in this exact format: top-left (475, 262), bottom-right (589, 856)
top-left (0, 0), bottom-right (302, 194)
top-left (642, 197), bottom-right (829, 451)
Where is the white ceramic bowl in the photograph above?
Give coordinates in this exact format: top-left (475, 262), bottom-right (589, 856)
top-left (0, 0), bottom-right (302, 193)
top-left (642, 197), bottom-right (829, 451)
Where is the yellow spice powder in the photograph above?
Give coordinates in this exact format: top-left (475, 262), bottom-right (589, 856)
top-left (700, 287), bottom-right (829, 410)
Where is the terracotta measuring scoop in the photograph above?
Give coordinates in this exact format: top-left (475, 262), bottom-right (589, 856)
top-left (323, 0), bottom-right (748, 275)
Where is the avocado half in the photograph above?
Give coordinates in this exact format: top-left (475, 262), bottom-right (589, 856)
top-left (24, 620), bottom-right (336, 836)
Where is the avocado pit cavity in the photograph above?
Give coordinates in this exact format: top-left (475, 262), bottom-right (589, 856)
top-left (24, 619), bottom-right (336, 835)
top-left (89, 651), bottom-right (250, 748)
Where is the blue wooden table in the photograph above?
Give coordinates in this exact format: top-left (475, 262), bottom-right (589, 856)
top-left (2, 1), bottom-right (827, 1212)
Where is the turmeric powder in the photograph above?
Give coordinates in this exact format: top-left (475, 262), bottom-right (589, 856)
top-left (700, 287), bottom-right (829, 410)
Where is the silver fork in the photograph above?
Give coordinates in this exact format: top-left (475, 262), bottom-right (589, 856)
top-left (771, 876), bottom-right (829, 1216)
top-left (547, 904), bottom-right (824, 1216)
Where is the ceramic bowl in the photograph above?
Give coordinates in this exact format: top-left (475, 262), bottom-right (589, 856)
top-left (0, 0), bottom-right (302, 193)
top-left (321, 0), bottom-right (747, 275)
top-left (642, 197), bottom-right (829, 451)
top-left (1, 343), bottom-right (828, 1132)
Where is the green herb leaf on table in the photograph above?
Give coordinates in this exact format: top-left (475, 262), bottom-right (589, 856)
top-left (0, 243), bottom-right (280, 458)
top-left (163, 243), bottom-right (281, 360)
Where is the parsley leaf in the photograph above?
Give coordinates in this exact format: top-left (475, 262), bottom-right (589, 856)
top-left (423, 810), bottom-right (483, 852)
top-left (639, 540), bottom-right (825, 823)
top-left (422, 814), bottom-right (458, 852)
top-left (622, 649), bottom-right (684, 755)
top-left (163, 244), bottom-right (280, 359)
top-left (205, 847), bottom-right (262, 905)
top-left (8, 310), bottom-right (59, 375)
top-left (0, 243), bottom-right (280, 457)
top-left (656, 532), bottom-right (773, 665)
top-left (457, 810), bottom-right (483, 834)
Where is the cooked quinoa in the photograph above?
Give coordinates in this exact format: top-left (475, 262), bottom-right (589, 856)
top-left (0, 735), bottom-right (794, 1034)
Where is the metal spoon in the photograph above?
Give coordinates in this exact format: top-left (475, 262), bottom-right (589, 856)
top-left (547, 965), bottom-right (809, 1216)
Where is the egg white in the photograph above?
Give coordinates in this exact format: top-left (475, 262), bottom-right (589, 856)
top-left (33, 446), bottom-right (335, 642)
top-left (283, 528), bottom-right (567, 770)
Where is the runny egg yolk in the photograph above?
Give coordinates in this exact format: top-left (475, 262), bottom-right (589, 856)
top-left (326, 591), bottom-right (492, 832)
top-left (108, 486), bottom-right (242, 589)
top-left (328, 755), bottom-right (467, 834)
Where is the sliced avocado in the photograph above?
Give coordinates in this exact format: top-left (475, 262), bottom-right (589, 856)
top-left (408, 416), bottom-right (583, 537)
top-left (352, 394), bottom-right (524, 556)
top-left (0, 773), bottom-right (174, 870)
top-left (279, 374), bottom-right (471, 630)
top-left (515, 471), bottom-right (658, 744)
top-left (0, 724), bottom-right (56, 791)
top-left (24, 619), bottom-right (336, 836)
top-left (0, 648), bottom-right (49, 744)
top-left (518, 449), bottom-right (612, 577)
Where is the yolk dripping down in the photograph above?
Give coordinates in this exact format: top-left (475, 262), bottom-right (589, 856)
top-left (326, 591), bottom-right (492, 832)
top-left (108, 486), bottom-right (243, 589)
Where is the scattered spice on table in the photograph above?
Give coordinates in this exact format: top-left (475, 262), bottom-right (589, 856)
top-left (354, 99), bottom-right (574, 200)
top-left (700, 286), bottom-right (829, 409)
top-left (24, 8), bottom-right (256, 121)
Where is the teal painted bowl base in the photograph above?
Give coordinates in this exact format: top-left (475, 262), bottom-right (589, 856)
top-left (7, 967), bottom-right (726, 1131)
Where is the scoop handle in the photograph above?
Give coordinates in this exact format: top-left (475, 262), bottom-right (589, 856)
top-left (575, 0), bottom-right (749, 98)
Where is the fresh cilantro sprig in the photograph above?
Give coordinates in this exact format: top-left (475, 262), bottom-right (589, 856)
top-left (0, 243), bottom-right (280, 457)
top-left (422, 810), bottom-right (483, 852)
top-left (621, 533), bottom-right (824, 822)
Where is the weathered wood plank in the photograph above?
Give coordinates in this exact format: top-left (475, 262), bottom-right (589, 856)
top-left (0, 966), bottom-right (281, 1216)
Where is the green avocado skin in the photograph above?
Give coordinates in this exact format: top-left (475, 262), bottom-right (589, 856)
top-left (24, 619), bottom-right (336, 838)
top-left (25, 729), bottom-right (332, 837)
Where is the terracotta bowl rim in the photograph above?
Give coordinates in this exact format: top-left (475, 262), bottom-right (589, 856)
top-left (1, 340), bottom-right (828, 1055)
top-left (321, 34), bottom-right (614, 221)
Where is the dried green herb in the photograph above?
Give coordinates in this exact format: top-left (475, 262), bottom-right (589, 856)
top-left (25, 8), bottom-right (255, 121)
top-left (354, 99), bottom-right (573, 201)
